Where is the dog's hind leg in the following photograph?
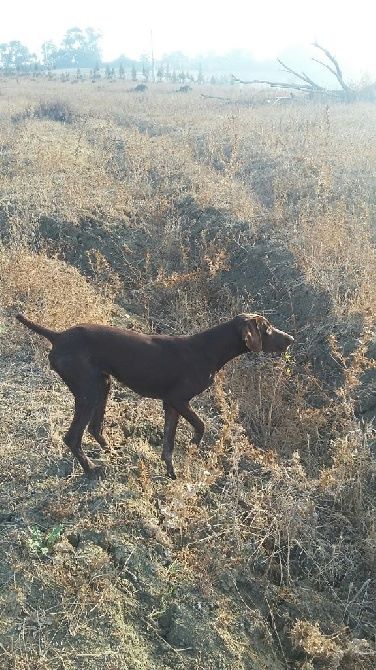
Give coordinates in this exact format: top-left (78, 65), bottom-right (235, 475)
top-left (49, 352), bottom-right (105, 477)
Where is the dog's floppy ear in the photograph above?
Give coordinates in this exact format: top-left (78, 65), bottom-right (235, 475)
top-left (242, 318), bottom-right (262, 352)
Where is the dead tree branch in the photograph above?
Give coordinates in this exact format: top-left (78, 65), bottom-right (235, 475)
top-left (231, 75), bottom-right (312, 91)
top-left (200, 93), bottom-right (232, 102)
top-left (233, 43), bottom-right (356, 100)
top-left (312, 41), bottom-right (350, 92)
top-left (277, 58), bottom-right (325, 91)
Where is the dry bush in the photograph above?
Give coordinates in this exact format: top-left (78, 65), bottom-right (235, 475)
top-left (290, 200), bottom-right (376, 317)
top-left (33, 99), bottom-right (76, 124)
top-left (292, 620), bottom-right (375, 669)
top-left (93, 121), bottom-right (259, 225)
top-left (0, 247), bottom-right (113, 333)
top-left (0, 117), bottom-right (133, 244)
top-left (155, 332), bottom-right (375, 645)
top-left (229, 347), bottom-right (371, 465)
top-left (12, 99), bottom-right (77, 124)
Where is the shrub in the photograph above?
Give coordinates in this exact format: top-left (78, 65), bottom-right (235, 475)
top-left (34, 99), bottom-right (76, 124)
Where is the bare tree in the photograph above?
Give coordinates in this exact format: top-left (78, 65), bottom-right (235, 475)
top-left (232, 43), bottom-right (373, 101)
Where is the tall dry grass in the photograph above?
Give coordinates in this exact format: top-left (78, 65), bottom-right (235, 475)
top-left (0, 77), bottom-right (375, 670)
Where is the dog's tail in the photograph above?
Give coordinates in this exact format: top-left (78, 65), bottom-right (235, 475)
top-left (16, 314), bottom-right (59, 344)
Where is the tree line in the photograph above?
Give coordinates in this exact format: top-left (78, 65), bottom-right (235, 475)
top-left (0, 28), bottom-right (101, 73)
top-left (0, 27), bottom-right (249, 84)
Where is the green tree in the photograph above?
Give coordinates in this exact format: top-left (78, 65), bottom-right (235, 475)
top-left (41, 41), bottom-right (57, 69)
top-left (140, 54), bottom-right (150, 81)
top-left (92, 63), bottom-right (101, 80)
top-left (85, 28), bottom-right (102, 64)
top-left (55, 27), bottom-right (102, 68)
top-left (156, 65), bottom-right (164, 82)
top-left (0, 41), bottom-right (34, 73)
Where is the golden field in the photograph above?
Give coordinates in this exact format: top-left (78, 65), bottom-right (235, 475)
top-left (0, 77), bottom-right (375, 669)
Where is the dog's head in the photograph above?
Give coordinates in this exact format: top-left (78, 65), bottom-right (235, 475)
top-left (235, 313), bottom-right (294, 355)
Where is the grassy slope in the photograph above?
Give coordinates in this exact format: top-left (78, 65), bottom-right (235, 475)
top-left (0, 78), bottom-right (375, 670)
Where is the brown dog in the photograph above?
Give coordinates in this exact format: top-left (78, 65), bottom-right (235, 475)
top-left (17, 313), bottom-right (294, 479)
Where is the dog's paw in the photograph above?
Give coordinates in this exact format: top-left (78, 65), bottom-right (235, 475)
top-left (86, 463), bottom-right (105, 480)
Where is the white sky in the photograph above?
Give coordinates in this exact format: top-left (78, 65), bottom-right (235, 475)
top-left (1, 0), bottom-right (375, 76)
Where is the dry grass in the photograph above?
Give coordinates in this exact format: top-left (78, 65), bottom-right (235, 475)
top-left (0, 249), bottom-right (113, 327)
top-left (0, 77), bottom-right (375, 670)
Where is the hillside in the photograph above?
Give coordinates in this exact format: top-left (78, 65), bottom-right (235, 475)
top-left (0, 78), bottom-right (375, 670)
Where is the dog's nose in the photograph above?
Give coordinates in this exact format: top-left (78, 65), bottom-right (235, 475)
top-left (286, 334), bottom-right (294, 346)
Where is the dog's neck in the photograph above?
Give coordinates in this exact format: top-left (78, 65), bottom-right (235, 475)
top-left (189, 320), bottom-right (247, 371)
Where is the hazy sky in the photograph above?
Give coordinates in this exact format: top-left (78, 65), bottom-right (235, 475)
top-left (2, 0), bottom-right (375, 75)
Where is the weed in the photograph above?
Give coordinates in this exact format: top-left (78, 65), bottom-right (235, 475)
top-left (26, 525), bottom-right (64, 557)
